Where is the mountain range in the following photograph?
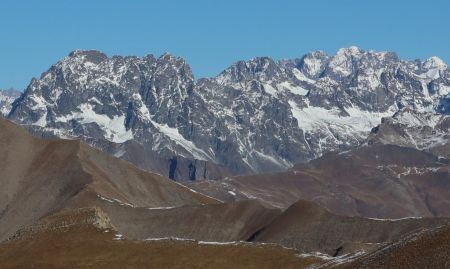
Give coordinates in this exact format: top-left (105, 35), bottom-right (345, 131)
top-left (1, 47), bottom-right (450, 267)
top-left (3, 47), bottom-right (449, 180)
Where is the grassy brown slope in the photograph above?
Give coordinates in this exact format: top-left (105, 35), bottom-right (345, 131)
top-left (338, 224), bottom-right (450, 269)
top-left (0, 229), bottom-right (319, 269)
top-left (253, 200), bottom-right (450, 256)
top-left (0, 209), bottom-right (319, 269)
top-left (94, 199), bottom-right (280, 241)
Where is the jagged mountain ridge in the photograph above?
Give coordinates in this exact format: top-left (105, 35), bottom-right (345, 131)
top-left (7, 47), bottom-right (450, 180)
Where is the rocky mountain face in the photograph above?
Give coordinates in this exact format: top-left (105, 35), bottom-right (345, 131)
top-left (0, 88), bottom-right (21, 116)
top-left (368, 108), bottom-right (450, 157)
top-left (7, 47), bottom-right (450, 180)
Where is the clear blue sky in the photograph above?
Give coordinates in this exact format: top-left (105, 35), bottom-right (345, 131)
top-left (1, 0), bottom-right (449, 90)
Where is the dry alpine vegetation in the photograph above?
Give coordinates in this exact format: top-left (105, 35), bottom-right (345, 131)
top-left (0, 208), bottom-right (321, 269)
top-left (1, 116), bottom-right (450, 268)
top-left (337, 224), bottom-right (450, 269)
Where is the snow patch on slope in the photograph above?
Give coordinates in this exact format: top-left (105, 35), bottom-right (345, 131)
top-left (262, 83), bottom-right (278, 97)
top-left (55, 103), bottom-right (133, 143)
top-left (150, 119), bottom-right (212, 161)
top-left (293, 69), bottom-right (316, 84)
top-left (34, 112), bottom-right (48, 127)
top-left (394, 110), bottom-right (442, 128)
top-left (290, 102), bottom-right (395, 134)
top-left (278, 81), bottom-right (308, 95)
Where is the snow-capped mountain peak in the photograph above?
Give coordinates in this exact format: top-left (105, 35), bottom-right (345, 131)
top-left (423, 56), bottom-right (447, 70)
top-left (295, 51), bottom-right (329, 78)
top-left (337, 45), bottom-right (364, 56)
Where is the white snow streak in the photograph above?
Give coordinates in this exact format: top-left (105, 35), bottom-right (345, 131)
top-left (55, 103), bottom-right (133, 143)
